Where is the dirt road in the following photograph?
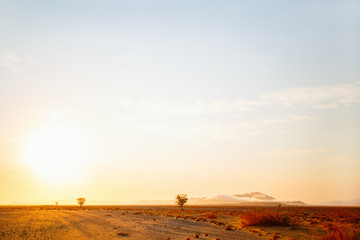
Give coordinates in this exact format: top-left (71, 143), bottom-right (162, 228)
top-left (0, 209), bottom-right (264, 240)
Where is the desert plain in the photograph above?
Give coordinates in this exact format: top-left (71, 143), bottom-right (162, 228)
top-left (0, 205), bottom-right (359, 240)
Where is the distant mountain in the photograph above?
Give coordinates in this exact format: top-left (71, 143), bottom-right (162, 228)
top-left (136, 192), bottom-right (307, 206)
top-left (281, 201), bottom-right (307, 206)
top-left (320, 199), bottom-right (360, 206)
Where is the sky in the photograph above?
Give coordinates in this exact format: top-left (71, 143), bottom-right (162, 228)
top-left (0, 0), bottom-right (359, 205)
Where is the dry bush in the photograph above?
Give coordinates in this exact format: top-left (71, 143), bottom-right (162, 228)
top-left (117, 232), bottom-right (129, 236)
top-left (224, 224), bottom-right (234, 230)
top-left (205, 212), bottom-right (217, 219)
top-left (321, 225), bottom-right (360, 240)
top-left (215, 221), bottom-right (225, 226)
top-left (239, 208), bottom-right (291, 227)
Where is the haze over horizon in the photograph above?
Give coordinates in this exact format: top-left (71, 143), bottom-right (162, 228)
top-left (1, 0), bottom-right (359, 205)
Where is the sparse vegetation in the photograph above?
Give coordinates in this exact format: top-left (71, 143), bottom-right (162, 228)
top-left (1, 205), bottom-right (359, 240)
top-left (224, 224), bottom-right (234, 230)
top-left (117, 232), bottom-right (129, 236)
top-left (175, 194), bottom-right (188, 211)
top-left (205, 212), bottom-right (217, 219)
top-left (321, 225), bottom-right (360, 240)
top-left (77, 198), bottom-right (86, 208)
top-left (239, 208), bottom-right (291, 227)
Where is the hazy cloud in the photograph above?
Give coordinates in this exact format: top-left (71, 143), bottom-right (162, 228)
top-left (261, 82), bottom-right (360, 107)
top-left (116, 82), bottom-right (360, 126)
top-left (109, 82), bottom-right (359, 139)
top-left (0, 50), bottom-right (35, 70)
top-left (111, 83), bottom-right (360, 139)
top-left (262, 115), bottom-right (314, 124)
top-left (312, 104), bottom-right (338, 109)
top-left (0, 50), bottom-right (19, 69)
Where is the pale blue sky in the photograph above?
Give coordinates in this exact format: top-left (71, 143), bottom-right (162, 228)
top-left (0, 0), bottom-right (359, 204)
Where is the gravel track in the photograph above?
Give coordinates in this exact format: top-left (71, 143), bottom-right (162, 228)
top-left (0, 209), bottom-right (264, 240)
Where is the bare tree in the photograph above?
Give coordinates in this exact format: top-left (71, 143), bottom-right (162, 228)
top-left (77, 198), bottom-right (86, 208)
top-left (175, 194), bottom-right (188, 210)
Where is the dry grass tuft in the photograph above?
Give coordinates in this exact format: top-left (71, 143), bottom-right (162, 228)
top-left (321, 225), bottom-right (360, 240)
top-left (224, 224), bottom-right (234, 230)
top-left (239, 208), bottom-right (291, 227)
top-left (205, 212), bottom-right (217, 219)
top-left (117, 232), bottom-right (129, 236)
top-left (216, 221), bottom-right (225, 226)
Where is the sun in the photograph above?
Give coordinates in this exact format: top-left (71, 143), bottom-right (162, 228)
top-left (23, 125), bottom-right (90, 183)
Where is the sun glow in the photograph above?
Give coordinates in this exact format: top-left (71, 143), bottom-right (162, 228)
top-left (23, 125), bottom-right (90, 183)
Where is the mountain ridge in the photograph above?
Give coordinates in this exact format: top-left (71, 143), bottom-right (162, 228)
top-left (137, 192), bottom-right (307, 206)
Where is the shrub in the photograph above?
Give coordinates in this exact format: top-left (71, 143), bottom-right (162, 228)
top-left (322, 225), bottom-right (360, 240)
top-left (205, 212), bottom-right (217, 219)
top-left (117, 233), bottom-right (129, 236)
top-left (225, 224), bottom-right (234, 230)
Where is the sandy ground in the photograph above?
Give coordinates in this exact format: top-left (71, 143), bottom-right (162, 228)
top-left (0, 209), bottom-right (264, 240)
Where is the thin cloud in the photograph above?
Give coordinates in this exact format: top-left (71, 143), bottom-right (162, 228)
top-left (0, 50), bottom-right (19, 69)
top-left (0, 50), bottom-right (35, 70)
top-left (116, 82), bottom-right (360, 122)
top-left (261, 82), bottom-right (360, 107)
top-left (262, 115), bottom-right (314, 124)
top-left (312, 104), bottom-right (338, 109)
top-left (110, 82), bottom-right (358, 139)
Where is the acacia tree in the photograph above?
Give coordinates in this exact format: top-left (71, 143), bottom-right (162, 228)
top-left (175, 194), bottom-right (188, 210)
top-left (77, 198), bottom-right (86, 208)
